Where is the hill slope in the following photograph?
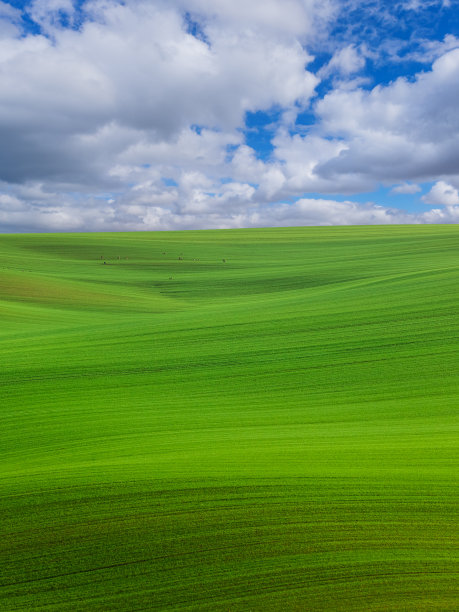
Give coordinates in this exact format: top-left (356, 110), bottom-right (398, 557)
top-left (1, 226), bottom-right (458, 610)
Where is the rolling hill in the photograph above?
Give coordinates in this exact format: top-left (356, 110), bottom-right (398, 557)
top-left (1, 225), bottom-right (458, 610)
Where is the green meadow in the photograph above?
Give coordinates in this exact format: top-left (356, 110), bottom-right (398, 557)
top-left (1, 225), bottom-right (458, 610)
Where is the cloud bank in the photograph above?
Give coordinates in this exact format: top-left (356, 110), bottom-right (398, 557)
top-left (0, 0), bottom-right (459, 231)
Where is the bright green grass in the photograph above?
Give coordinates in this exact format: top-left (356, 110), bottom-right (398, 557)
top-left (1, 225), bottom-right (458, 611)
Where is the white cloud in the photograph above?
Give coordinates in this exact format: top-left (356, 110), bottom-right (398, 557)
top-left (422, 181), bottom-right (459, 205)
top-left (391, 183), bottom-right (422, 194)
top-left (5, 184), bottom-right (459, 233)
top-left (27, 0), bottom-right (76, 34)
top-left (0, 1), bottom-right (22, 37)
top-left (320, 44), bottom-right (366, 78)
top-left (400, 34), bottom-right (459, 64)
top-left (0, 0), bottom-right (458, 231)
top-left (311, 48), bottom-right (459, 190)
top-left (0, 194), bottom-right (24, 211)
top-left (402, 0), bottom-right (452, 9)
top-left (0, 1), bottom-right (21, 21)
top-left (0, 0), bottom-right (319, 189)
top-left (175, 0), bottom-right (336, 39)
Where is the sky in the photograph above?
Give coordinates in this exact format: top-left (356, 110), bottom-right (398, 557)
top-left (1, 0), bottom-right (459, 232)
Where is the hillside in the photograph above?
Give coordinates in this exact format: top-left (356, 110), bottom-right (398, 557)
top-left (1, 226), bottom-right (458, 610)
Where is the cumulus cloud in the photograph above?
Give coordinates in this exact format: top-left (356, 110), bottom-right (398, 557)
top-left (0, 0), bottom-right (318, 186)
top-left (4, 183), bottom-right (459, 233)
top-left (176, 0), bottom-right (335, 38)
top-left (311, 48), bottom-right (459, 190)
top-left (422, 181), bottom-right (459, 205)
top-left (0, 0), bottom-right (459, 231)
top-left (320, 44), bottom-right (366, 78)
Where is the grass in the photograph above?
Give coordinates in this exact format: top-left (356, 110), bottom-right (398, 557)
top-left (0, 225), bottom-right (458, 610)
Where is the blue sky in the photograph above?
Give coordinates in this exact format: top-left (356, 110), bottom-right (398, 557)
top-left (1, 0), bottom-right (459, 231)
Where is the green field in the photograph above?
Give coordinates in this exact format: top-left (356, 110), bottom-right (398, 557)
top-left (1, 225), bottom-right (458, 610)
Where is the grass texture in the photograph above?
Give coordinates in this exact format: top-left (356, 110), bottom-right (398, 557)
top-left (1, 225), bottom-right (458, 610)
